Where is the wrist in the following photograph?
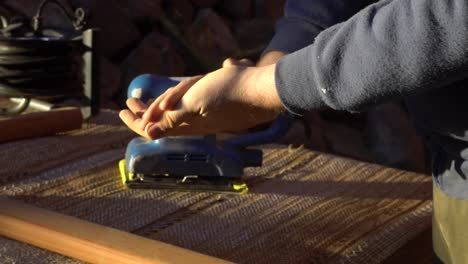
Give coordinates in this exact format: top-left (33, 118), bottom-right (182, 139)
top-left (256, 51), bottom-right (286, 67)
top-left (242, 64), bottom-right (285, 113)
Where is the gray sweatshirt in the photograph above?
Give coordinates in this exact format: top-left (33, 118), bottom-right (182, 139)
top-left (266, 0), bottom-right (468, 198)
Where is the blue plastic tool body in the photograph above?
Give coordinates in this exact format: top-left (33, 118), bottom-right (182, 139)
top-left (125, 136), bottom-right (261, 177)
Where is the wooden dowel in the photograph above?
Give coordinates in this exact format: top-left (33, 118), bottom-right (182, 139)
top-left (0, 198), bottom-right (229, 264)
top-left (0, 107), bottom-right (83, 143)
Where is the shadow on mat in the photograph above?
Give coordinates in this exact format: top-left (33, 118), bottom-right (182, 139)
top-left (246, 177), bottom-right (432, 200)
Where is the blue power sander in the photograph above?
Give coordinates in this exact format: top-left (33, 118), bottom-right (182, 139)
top-left (119, 74), bottom-right (292, 194)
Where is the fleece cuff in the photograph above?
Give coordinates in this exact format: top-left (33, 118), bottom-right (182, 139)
top-left (275, 46), bottom-right (326, 115)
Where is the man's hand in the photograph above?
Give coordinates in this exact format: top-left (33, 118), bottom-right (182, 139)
top-left (119, 64), bottom-right (284, 139)
top-left (119, 76), bottom-right (203, 138)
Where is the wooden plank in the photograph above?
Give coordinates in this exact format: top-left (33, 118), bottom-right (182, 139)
top-left (0, 198), bottom-right (229, 264)
top-left (0, 107), bottom-right (83, 143)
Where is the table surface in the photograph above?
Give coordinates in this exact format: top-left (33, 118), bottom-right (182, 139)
top-left (0, 110), bottom-right (432, 264)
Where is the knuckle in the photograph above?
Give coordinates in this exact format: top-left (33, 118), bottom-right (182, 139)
top-left (163, 113), bottom-right (177, 129)
top-left (165, 87), bottom-right (174, 93)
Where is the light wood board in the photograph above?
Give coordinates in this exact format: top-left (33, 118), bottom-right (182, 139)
top-left (0, 198), bottom-right (229, 264)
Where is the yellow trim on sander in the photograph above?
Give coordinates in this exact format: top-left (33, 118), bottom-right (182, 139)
top-left (233, 182), bottom-right (249, 194)
top-left (119, 159), bottom-right (134, 186)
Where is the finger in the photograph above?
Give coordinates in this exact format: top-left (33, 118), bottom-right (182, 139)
top-left (223, 57), bottom-right (254, 67)
top-left (119, 109), bottom-right (147, 138)
top-left (145, 122), bottom-right (163, 139)
top-left (140, 88), bottom-right (172, 127)
top-left (126, 98), bottom-right (147, 117)
top-left (237, 58), bottom-right (254, 66)
top-left (139, 76), bottom-right (200, 129)
top-left (160, 75), bottom-right (204, 110)
top-left (139, 85), bottom-right (181, 130)
top-left (145, 106), bottom-right (232, 139)
top-left (145, 107), bottom-right (196, 139)
top-left (222, 58), bottom-right (236, 67)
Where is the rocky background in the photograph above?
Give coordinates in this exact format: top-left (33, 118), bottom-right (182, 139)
top-left (0, 0), bottom-right (430, 174)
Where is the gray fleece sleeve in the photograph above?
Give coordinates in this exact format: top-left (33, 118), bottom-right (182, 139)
top-left (275, 0), bottom-right (468, 115)
top-left (264, 0), bottom-right (375, 54)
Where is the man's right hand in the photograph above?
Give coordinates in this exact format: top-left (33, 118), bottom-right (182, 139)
top-left (119, 64), bottom-right (284, 139)
top-left (119, 51), bottom-right (287, 139)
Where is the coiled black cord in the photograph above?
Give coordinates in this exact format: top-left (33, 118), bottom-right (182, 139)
top-left (32, 0), bottom-right (86, 33)
top-left (0, 0), bottom-right (87, 115)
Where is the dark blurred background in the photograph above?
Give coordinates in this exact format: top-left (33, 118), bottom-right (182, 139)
top-left (1, 0), bottom-right (285, 107)
top-left (0, 0), bottom-right (431, 174)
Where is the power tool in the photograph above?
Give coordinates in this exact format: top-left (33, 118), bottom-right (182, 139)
top-left (119, 74), bottom-right (292, 193)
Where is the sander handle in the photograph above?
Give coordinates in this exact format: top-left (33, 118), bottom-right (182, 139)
top-left (128, 74), bottom-right (186, 103)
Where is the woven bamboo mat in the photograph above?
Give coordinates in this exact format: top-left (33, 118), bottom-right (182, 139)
top-left (0, 110), bottom-right (432, 264)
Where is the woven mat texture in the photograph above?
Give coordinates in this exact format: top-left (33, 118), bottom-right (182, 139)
top-left (0, 110), bottom-right (432, 264)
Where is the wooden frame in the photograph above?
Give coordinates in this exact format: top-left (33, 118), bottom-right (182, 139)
top-left (0, 198), bottom-right (229, 264)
